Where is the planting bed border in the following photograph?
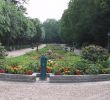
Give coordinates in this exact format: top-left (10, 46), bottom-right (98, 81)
top-left (49, 74), bottom-right (110, 83)
top-left (36, 73), bottom-right (51, 77)
top-left (0, 73), bottom-right (36, 82)
top-left (0, 73), bottom-right (110, 83)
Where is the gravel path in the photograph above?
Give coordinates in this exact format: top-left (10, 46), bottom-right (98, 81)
top-left (0, 80), bottom-right (110, 100)
top-left (7, 44), bottom-right (46, 57)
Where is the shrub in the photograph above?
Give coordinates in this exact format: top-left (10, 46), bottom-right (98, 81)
top-left (73, 59), bottom-right (89, 74)
top-left (102, 68), bottom-right (110, 74)
top-left (0, 43), bottom-right (7, 66)
top-left (0, 43), bottom-right (7, 59)
top-left (81, 45), bottom-right (109, 63)
top-left (100, 59), bottom-right (110, 68)
top-left (85, 64), bottom-right (101, 74)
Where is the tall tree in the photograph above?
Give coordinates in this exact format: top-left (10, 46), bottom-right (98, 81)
top-left (43, 19), bottom-right (61, 43)
top-left (61, 0), bottom-right (110, 47)
top-left (0, 0), bottom-right (42, 50)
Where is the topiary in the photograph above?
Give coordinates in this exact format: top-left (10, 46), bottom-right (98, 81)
top-left (81, 45), bottom-right (109, 63)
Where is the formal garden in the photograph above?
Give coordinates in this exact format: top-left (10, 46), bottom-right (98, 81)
top-left (0, 0), bottom-right (110, 83)
top-left (0, 43), bottom-right (110, 77)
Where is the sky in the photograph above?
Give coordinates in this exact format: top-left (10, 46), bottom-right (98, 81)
top-left (25, 0), bottom-right (70, 22)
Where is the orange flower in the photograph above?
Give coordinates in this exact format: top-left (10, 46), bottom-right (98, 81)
top-left (25, 70), bottom-right (33, 75)
top-left (46, 68), bottom-right (52, 73)
top-left (64, 68), bottom-right (69, 72)
top-left (76, 69), bottom-right (81, 75)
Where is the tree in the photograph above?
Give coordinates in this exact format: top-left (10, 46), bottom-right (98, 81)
top-left (0, 0), bottom-right (42, 50)
top-left (43, 19), bottom-right (61, 43)
top-left (60, 0), bottom-right (110, 47)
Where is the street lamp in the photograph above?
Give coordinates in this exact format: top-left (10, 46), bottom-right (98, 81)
top-left (108, 32), bottom-right (110, 53)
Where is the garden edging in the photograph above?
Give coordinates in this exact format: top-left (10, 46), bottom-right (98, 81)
top-left (0, 73), bottom-right (36, 82)
top-left (49, 74), bottom-right (110, 83)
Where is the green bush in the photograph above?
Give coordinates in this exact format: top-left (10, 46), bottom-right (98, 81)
top-left (0, 43), bottom-right (7, 66)
top-left (102, 68), bottom-right (110, 74)
top-left (0, 43), bottom-right (7, 59)
top-left (100, 59), bottom-right (110, 68)
top-left (81, 45), bottom-right (109, 63)
top-left (85, 64), bottom-right (102, 74)
top-left (74, 60), bottom-right (88, 71)
top-left (74, 60), bottom-right (89, 72)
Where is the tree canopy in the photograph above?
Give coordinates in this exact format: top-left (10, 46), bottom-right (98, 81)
top-left (60, 0), bottom-right (110, 47)
top-left (0, 0), bottom-right (42, 50)
top-left (43, 19), bottom-right (61, 43)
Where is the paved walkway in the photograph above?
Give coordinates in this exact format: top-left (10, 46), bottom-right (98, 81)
top-left (7, 44), bottom-right (46, 57)
top-left (0, 80), bottom-right (110, 100)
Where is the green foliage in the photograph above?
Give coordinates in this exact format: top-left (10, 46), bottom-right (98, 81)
top-left (60, 0), bottom-right (110, 46)
top-left (101, 59), bottom-right (110, 68)
top-left (26, 62), bottom-right (38, 72)
top-left (0, 43), bottom-right (7, 59)
top-left (0, 43), bottom-right (7, 66)
top-left (81, 45), bottom-right (109, 63)
top-left (85, 64), bottom-right (101, 74)
top-left (74, 60), bottom-right (89, 72)
top-left (4, 44), bottom-right (110, 75)
top-left (0, 0), bottom-right (42, 50)
top-left (43, 19), bottom-right (61, 43)
top-left (102, 68), bottom-right (110, 74)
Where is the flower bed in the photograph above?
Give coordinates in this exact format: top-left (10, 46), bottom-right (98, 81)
top-left (0, 65), bottom-right (34, 75)
top-left (0, 65), bottom-right (37, 82)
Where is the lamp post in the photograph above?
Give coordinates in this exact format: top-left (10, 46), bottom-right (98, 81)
top-left (108, 32), bottom-right (110, 53)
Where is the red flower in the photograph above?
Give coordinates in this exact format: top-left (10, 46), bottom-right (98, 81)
top-left (55, 71), bottom-right (61, 75)
top-left (0, 69), bottom-right (5, 73)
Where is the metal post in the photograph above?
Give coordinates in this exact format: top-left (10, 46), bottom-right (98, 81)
top-left (108, 33), bottom-right (110, 53)
top-left (40, 55), bottom-right (48, 80)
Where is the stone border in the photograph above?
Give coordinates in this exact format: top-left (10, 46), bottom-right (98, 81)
top-left (49, 74), bottom-right (110, 83)
top-left (0, 73), bottom-right (36, 82)
top-left (36, 73), bottom-right (52, 77)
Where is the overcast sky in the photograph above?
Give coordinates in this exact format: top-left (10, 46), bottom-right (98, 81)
top-left (25, 0), bottom-right (70, 22)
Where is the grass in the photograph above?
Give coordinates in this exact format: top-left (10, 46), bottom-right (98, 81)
top-left (5, 44), bottom-right (81, 69)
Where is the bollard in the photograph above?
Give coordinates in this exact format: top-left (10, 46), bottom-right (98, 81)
top-left (40, 55), bottom-right (48, 80)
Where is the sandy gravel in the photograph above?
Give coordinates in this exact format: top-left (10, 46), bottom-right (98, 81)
top-left (0, 80), bottom-right (110, 100)
top-left (7, 44), bottom-right (46, 57)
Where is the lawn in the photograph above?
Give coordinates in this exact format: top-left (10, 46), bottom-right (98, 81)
top-left (5, 44), bottom-right (81, 67)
